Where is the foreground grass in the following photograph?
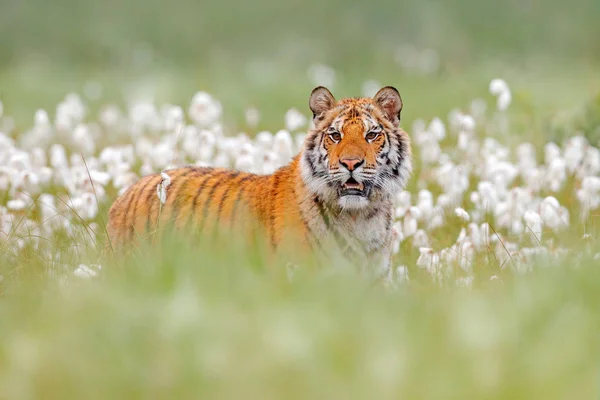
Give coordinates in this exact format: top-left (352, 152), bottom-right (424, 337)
top-left (0, 232), bottom-right (598, 399)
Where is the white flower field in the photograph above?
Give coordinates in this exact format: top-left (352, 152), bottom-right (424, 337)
top-left (1, 78), bottom-right (598, 285)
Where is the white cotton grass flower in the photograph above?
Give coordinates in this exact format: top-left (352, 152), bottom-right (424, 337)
top-left (99, 104), bottom-right (122, 128)
top-left (544, 142), bottom-right (561, 164)
top-left (454, 207), bottom-right (470, 222)
top-left (577, 176), bottom-right (600, 217)
top-left (395, 266), bottom-right (409, 283)
top-left (69, 192), bottom-right (99, 221)
top-left (416, 247), bottom-right (434, 268)
top-left (255, 131), bottom-right (274, 149)
top-left (539, 196), bottom-right (569, 231)
top-left (524, 210), bottom-right (543, 242)
top-left (284, 108), bottom-right (307, 132)
top-left (458, 114), bottom-right (476, 132)
top-left (157, 172), bottom-right (171, 205)
top-left (71, 124), bottom-right (96, 156)
top-left (564, 136), bottom-right (587, 174)
top-left (273, 129), bottom-right (294, 165)
top-left (489, 79), bottom-right (509, 96)
top-left (55, 93), bottom-right (87, 132)
top-left (245, 107), bottom-right (260, 128)
top-left (403, 209), bottom-right (419, 238)
top-left (162, 104), bottom-right (184, 132)
top-left (412, 229), bottom-right (430, 249)
top-left (7, 197), bottom-right (30, 212)
top-left (188, 91), bottom-right (222, 127)
top-left (496, 91), bottom-right (512, 111)
top-left (428, 117), bottom-right (446, 141)
top-left (489, 79), bottom-right (512, 111)
top-left (394, 191), bottom-right (411, 218)
top-left (73, 263), bottom-right (101, 279)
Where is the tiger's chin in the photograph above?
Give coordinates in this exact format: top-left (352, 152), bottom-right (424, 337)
top-left (337, 194), bottom-right (370, 210)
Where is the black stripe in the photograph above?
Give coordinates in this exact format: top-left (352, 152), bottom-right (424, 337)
top-left (229, 176), bottom-right (255, 230)
top-left (269, 174), bottom-right (281, 249)
top-left (145, 175), bottom-right (160, 233)
top-left (198, 172), bottom-right (228, 232)
top-left (125, 183), bottom-right (146, 241)
top-left (191, 171), bottom-right (218, 221)
top-left (170, 168), bottom-right (203, 221)
top-left (216, 172), bottom-right (241, 224)
top-left (306, 135), bottom-right (317, 151)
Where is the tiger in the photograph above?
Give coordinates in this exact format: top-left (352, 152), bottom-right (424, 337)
top-left (106, 86), bottom-right (412, 278)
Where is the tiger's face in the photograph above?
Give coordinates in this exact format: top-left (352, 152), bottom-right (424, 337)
top-left (301, 86), bottom-right (412, 210)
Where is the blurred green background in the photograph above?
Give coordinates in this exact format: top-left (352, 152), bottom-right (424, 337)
top-left (1, 0), bottom-right (600, 130)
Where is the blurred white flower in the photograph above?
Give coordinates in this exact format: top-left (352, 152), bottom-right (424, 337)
top-left (524, 210), bottom-right (543, 241)
top-left (458, 114), bottom-right (476, 132)
top-left (188, 92), bottom-right (222, 127)
top-left (245, 107), bottom-right (260, 128)
top-left (74, 263), bottom-right (98, 279)
top-left (395, 265), bottom-right (409, 283)
top-left (157, 172), bottom-right (171, 204)
top-left (72, 124), bottom-right (95, 156)
top-left (99, 104), bottom-right (122, 127)
top-left (273, 129), bottom-right (294, 165)
top-left (394, 191), bottom-right (411, 218)
top-left (489, 79), bottom-right (508, 96)
top-left (489, 79), bottom-right (511, 111)
top-left (403, 211), bottom-right (418, 238)
top-left (454, 207), bottom-right (470, 222)
top-left (7, 197), bottom-right (29, 212)
top-left (163, 104), bottom-right (184, 132)
top-left (429, 117), bottom-right (446, 141)
top-left (69, 192), bottom-right (98, 220)
top-left (412, 229), bottom-right (430, 249)
top-left (284, 108), bottom-right (307, 132)
top-left (55, 93), bottom-right (86, 132)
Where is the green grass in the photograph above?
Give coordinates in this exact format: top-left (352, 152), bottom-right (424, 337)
top-left (0, 232), bottom-right (598, 398)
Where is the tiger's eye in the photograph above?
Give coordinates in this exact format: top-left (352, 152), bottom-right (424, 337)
top-left (365, 131), bottom-right (379, 141)
top-left (329, 132), bottom-right (342, 142)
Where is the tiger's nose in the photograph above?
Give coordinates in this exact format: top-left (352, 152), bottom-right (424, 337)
top-left (340, 158), bottom-right (364, 171)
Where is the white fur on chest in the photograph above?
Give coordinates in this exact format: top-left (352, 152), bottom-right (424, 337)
top-left (334, 209), bottom-right (391, 253)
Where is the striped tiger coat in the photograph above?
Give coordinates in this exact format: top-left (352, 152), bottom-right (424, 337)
top-left (107, 86), bottom-right (412, 277)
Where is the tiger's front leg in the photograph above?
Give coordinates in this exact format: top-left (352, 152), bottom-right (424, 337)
top-left (363, 244), bottom-right (394, 286)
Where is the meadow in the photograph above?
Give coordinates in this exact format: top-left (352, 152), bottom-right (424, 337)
top-left (1, 0), bottom-right (600, 397)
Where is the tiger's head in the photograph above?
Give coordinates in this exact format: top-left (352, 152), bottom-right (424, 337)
top-left (301, 86), bottom-right (412, 211)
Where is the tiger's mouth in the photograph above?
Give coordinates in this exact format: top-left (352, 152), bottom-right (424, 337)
top-left (340, 177), bottom-right (367, 197)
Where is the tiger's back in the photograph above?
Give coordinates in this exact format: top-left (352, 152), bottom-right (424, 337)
top-left (107, 157), bottom-right (314, 251)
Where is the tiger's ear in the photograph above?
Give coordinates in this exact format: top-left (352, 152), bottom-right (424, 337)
top-left (373, 86), bottom-right (403, 124)
top-left (309, 86), bottom-right (336, 120)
